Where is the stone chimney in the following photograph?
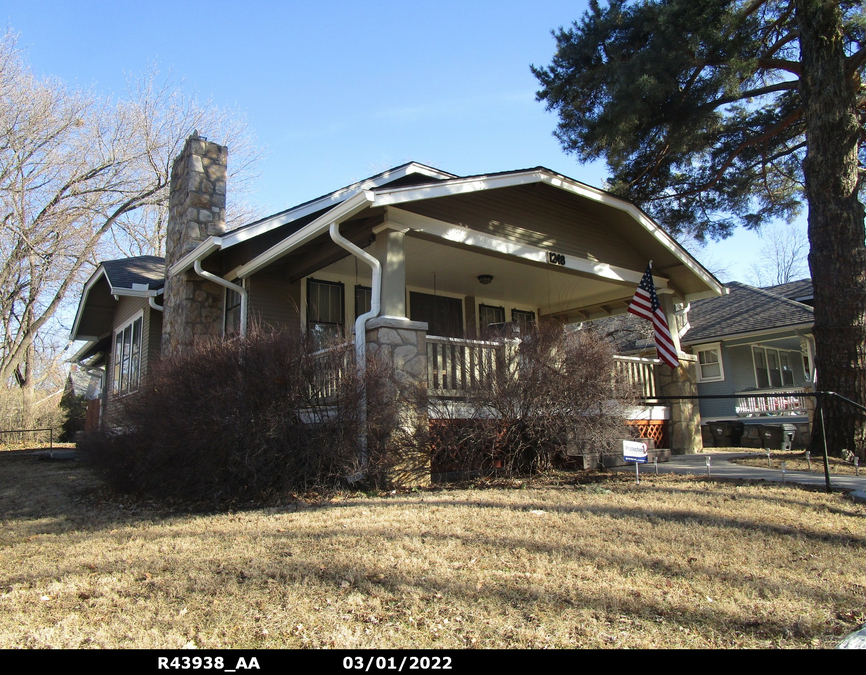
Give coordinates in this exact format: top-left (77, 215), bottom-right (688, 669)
top-left (161, 132), bottom-right (229, 355)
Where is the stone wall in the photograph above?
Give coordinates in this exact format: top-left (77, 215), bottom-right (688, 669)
top-left (162, 133), bottom-right (228, 356)
top-left (364, 317), bottom-right (430, 486)
top-left (656, 353), bottom-right (703, 454)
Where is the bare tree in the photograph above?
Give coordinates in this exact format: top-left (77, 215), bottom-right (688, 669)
top-left (748, 220), bottom-right (810, 287)
top-left (0, 30), bottom-right (264, 409)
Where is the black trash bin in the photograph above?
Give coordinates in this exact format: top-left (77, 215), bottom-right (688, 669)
top-left (758, 424), bottom-right (796, 451)
top-left (730, 421), bottom-right (745, 447)
top-left (708, 421), bottom-right (733, 447)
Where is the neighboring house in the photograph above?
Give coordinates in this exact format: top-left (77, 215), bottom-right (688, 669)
top-left (680, 281), bottom-right (815, 446)
top-left (70, 134), bottom-right (726, 471)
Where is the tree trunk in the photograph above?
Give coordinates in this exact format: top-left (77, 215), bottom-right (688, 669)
top-left (797, 0), bottom-right (866, 460)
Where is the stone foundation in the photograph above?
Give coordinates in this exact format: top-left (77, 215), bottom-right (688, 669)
top-left (364, 317), bottom-right (431, 487)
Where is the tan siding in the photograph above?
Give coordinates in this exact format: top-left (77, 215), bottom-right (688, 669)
top-left (247, 270), bottom-right (301, 333)
top-left (104, 297), bottom-right (153, 426)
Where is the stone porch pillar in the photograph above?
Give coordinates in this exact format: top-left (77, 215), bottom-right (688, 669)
top-left (364, 317), bottom-right (430, 486)
top-left (656, 353), bottom-right (703, 454)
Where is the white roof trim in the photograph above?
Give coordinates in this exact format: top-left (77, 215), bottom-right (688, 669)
top-left (70, 265), bottom-right (164, 340)
top-left (229, 166), bottom-right (723, 298)
top-left (219, 162), bottom-right (455, 250)
top-left (370, 170), bottom-right (723, 296)
top-left (683, 323), bottom-right (814, 346)
top-left (386, 207), bottom-right (659, 287)
top-left (168, 238), bottom-right (223, 277)
top-left (236, 191), bottom-right (375, 278)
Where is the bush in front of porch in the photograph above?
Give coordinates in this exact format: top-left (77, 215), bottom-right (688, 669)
top-left (430, 325), bottom-right (636, 478)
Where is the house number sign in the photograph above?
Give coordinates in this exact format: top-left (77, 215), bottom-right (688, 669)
top-left (548, 251), bottom-right (566, 266)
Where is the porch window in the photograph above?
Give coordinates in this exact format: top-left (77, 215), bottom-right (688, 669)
top-left (512, 309), bottom-right (536, 332)
top-left (224, 287), bottom-right (242, 337)
top-left (113, 313), bottom-right (143, 395)
top-left (355, 285), bottom-right (372, 320)
top-left (753, 346), bottom-right (797, 388)
top-left (307, 279), bottom-right (344, 348)
top-left (696, 344), bottom-right (724, 382)
top-left (409, 292), bottom-right (463, 338)
top-left (479, 304), bottom-right (505, 329)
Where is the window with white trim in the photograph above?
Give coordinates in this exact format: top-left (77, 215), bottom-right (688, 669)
top-left (113, 313), bottom-right (143, 395)
top-left (695, 344), bottom-right (724, 382)
top-left (753, 346), bottom-right (797, 388)
top-left (307, 278), bottom-right (344, 348)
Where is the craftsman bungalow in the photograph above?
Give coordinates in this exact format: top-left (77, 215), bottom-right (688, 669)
top-left (71, 135), bottom-right (725, 465)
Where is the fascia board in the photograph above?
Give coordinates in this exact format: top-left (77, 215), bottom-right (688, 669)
top-left (70, 266), bottom-right (110, 340)
top-left (168, 238), bottom-right (223, 277)
top-left (372, 170), bottom-right (725, 298)
top-left (236, 191), bottom-right (375, 279)
top-left (220, 163), bottom-right (456, 249)
top-left (69, 340), bottom-right (100, 363)
top-left (682, 322), bottom-right (814, 346)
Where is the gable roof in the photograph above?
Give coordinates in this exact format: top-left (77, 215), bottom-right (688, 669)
top-left (101, 256), bottom-right (165, 291)
top-left (683, 281), bottom-right (813, 345)
top-left (192, 164), bottom-right (723, 301)
top-left (70, 256), bottom-right (166, 342)
top-left (762, 278), bottom-right (813, 303)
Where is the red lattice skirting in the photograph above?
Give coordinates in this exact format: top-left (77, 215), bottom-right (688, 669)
top-left (626, 420), bottom-right (668, 448)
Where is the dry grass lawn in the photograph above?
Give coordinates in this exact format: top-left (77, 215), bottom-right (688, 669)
top-left (730, 449), bottom-right (862, 476)
top-left (1, 448), bottom-right (864, 649)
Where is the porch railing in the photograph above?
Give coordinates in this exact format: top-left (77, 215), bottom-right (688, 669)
top-left (612, 355), bottom-right (660, 399)
top-left (309, 342), bottom-right (355, 400)
top-left (426, 335), bottom-right (506, 398)
top-left (735, 387), bottom-right (808, 416)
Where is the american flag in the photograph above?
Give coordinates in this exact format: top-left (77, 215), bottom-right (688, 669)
top-left (628, 263), bottom-right (679, 369)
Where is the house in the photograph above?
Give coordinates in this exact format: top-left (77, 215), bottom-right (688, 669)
top-left (680, 281), bottom-right (815, 447)
top-left (70, 134), bottom-right (726, 478)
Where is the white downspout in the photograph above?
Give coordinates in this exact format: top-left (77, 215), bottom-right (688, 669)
top-left (193, 260), bottom-right (248, 336)
top-left (148, 291), bottom-right (164, 312)
top-left (329, 221), bottom-right (381, 482)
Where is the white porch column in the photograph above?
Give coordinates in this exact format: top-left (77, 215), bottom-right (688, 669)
top-left (373, 222), bottom-right (407, 318)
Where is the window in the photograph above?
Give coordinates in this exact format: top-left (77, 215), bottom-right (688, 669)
top-left (113, 313), bottom-right (143, 395)
top-left (409, 292), bottom-right (463, 338)
top-left (224, 287), bottom-right (242, 337)
top-left (479, 304), bottom-right (505, 329)
top-left (695, 344), bottom-right (724, 382)
top-left (753, 346), bottom-right (798, 388)
top-left (355, 285), bottom-right (372, 320)
top-left (512, 309), bottom-right (536, 332)
top-left (307, 279), bottom-right (344, 348)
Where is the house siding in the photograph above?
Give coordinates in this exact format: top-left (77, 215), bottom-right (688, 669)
top-left (104, 297), bottom-right (157, 425)
top-left (247, 269), bottom-right (301, 333)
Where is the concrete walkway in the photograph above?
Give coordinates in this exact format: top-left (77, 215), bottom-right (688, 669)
top-left (620, 451), bottom-right (866, 499)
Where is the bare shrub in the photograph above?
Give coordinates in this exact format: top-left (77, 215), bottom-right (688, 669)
top-left (80, 328), bottom-right (376, 504)
top-left (429, 324), bottom-right (634, 478)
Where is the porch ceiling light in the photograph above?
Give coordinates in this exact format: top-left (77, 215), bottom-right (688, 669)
top-left (478, 274), bottom-right (493, 285)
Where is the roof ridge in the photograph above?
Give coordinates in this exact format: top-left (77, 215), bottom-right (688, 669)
top-left (726, 281), bottom-right (814, 312)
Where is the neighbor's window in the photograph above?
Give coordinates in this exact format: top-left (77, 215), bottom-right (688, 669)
top-left (307, 278), bottom-right (344, 348)
top-left (753, 346), bottom-right (797, 388)
top-left (224, 287), bottom-right (242, 337)
top-left (113, 313), bottom-right (143, 395)
top-left (696, 344), bottom-right (724, 382)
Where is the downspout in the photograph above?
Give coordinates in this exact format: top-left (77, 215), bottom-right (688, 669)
top-left (148, 290), bottom-right (164, 312)
top-left (193, 260), bottom-right (248, 336)
top-left (329, 221), bottom-right (381, 482)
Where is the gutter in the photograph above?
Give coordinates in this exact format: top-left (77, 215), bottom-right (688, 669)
top-left (193, 260), bottom-right (248, 337)
top-left (328, 220), bottom-right (381, 483)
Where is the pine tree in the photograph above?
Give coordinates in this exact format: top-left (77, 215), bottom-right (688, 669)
top-left (533, 0), bottom-right (865, 458)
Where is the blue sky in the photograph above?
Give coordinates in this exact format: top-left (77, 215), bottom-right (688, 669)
top-left (5, 0), bottom-right (806, 282)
